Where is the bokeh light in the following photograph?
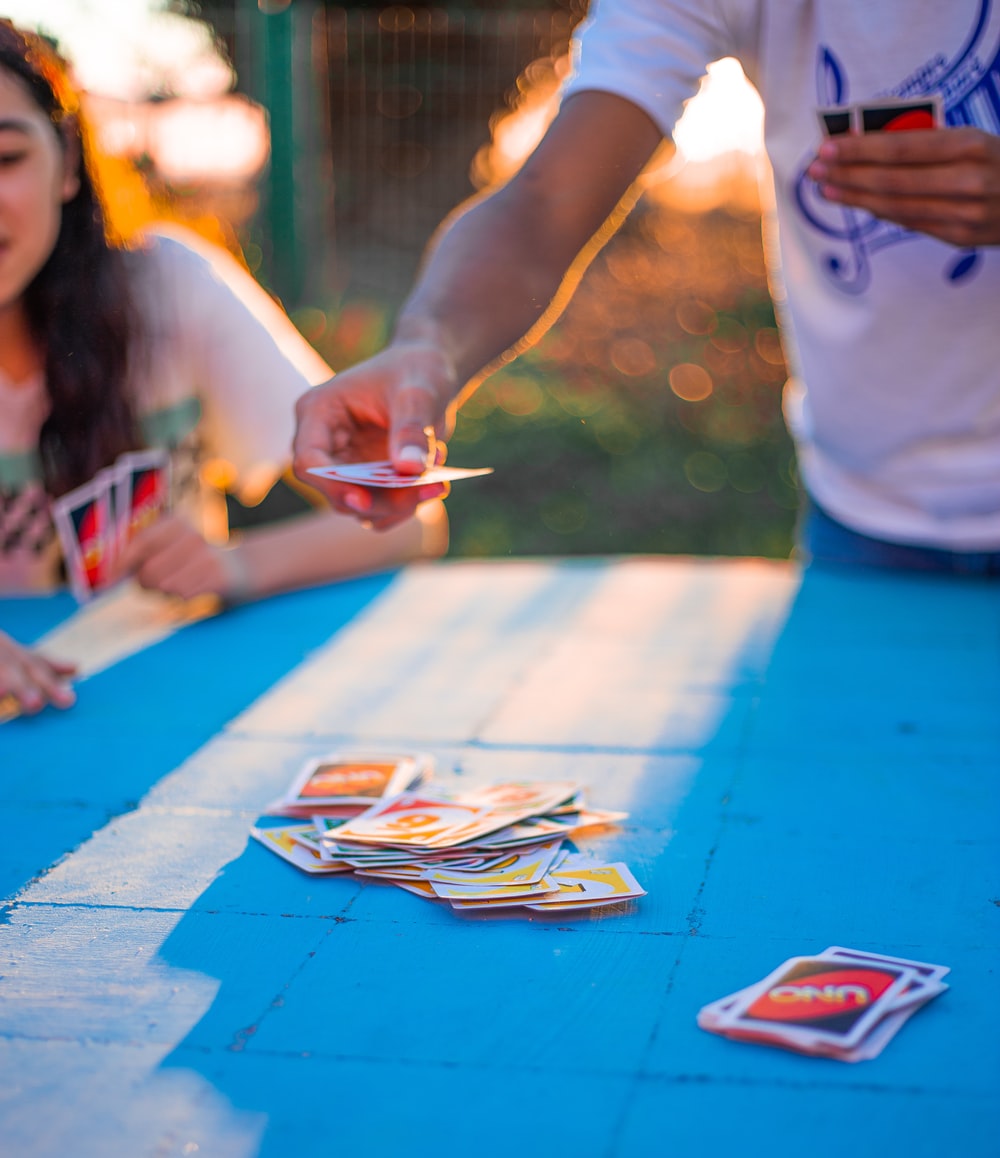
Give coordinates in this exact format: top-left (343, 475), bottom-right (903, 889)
top-left (0, 0), bottom-right (233, 100)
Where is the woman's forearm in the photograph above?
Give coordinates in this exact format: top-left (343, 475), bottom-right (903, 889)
top-left (228, 501), bottom-right (448, 602)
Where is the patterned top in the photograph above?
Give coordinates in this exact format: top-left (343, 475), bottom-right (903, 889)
top-left (0, 227), bottom-right (331, 592)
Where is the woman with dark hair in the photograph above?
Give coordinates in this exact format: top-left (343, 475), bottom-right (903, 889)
top-left (0, 21), bottom-right (447, 715)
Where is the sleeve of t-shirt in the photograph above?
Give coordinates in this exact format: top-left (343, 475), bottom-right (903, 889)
top-left (142, 228), bottom-right (332, 505)
top-left (562, 0), bottom-right (737, 139)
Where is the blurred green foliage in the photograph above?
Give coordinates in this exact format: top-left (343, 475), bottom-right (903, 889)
top-left (298, 199), bottom-right (799, 561)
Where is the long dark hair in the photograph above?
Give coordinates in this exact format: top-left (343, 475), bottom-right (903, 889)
top-left (0, 21), bottom-right (142, 496)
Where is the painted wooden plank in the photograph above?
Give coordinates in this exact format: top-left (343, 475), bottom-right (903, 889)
top-left (0, 906), bottom-right (336, 1048)
top-left (0, 592), bottom-right (74, 646)
top-left (28, 582), bottom-right (216, 680)
top-left (614, 1082), bottom-right (997, 1158)
top-left (163, 1052), bottom-right (638, 1158)
top-left (200, 916), bottom-right (671, 1072)
top-left (232, 558), bottom-right (798, 751)
top-left (230, 561), bottom-right (606, 742)
top-left (145, 736), bottom-right (707, 829)
top-left (1, 558), bottom-right (997, 1158)
top-left (0, 1039), bottom-right (263, 1158)
top-left (0, 574), bottom-right (394, 900)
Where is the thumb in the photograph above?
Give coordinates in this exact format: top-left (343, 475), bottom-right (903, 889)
top-left (388, 383), bottom-right (442, 475)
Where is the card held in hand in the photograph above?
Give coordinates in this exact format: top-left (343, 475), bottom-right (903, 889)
top-left (307, 460), bottom-right (493, 489)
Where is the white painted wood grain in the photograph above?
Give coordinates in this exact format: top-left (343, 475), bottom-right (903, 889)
top-left (32, 581), bottom-right (215, 679)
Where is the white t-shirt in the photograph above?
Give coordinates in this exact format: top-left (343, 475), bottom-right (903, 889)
top-left (564, 0), bottom-right (1000, 550)
top-left (0, 228), bottom-right (330, 591)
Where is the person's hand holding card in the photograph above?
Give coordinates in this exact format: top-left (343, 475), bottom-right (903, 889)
top-left (0, 630), bottom-right (77, 718)
top-left (809, 124), bottom-right (1000, 247)
top-left (292, 339), bottom-right (457, 531)
top-left (113, 514), bottom-right (240, 603)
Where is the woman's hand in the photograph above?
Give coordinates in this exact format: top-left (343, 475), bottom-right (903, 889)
top-left (115, 515), bottom-right (247, 602)
top-left (0, 630), bottom-right (77, 714)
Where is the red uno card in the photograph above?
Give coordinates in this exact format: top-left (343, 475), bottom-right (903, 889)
top-left (115, 448), bottom-right (170, 547)
top-left (858, 95), bottom-right (943, 133)
top-left (51, 474), bottom-right (115, 601)
top-left (715, 954), bottom-right (917, 1051)
top-left (281, 751), bottom-right (432, 809)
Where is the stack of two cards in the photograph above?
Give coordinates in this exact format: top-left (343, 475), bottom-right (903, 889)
top-left (51, 449), bottom-right (170, 602)
top-left (819, 93), bottom-right (943, 136)
top-left (699, 946), bottom-right (949, 1062)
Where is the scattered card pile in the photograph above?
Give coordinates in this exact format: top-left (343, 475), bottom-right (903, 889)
top-left (52, 448), bottom-right (170, 602)
top-left (818, 93), bottom-right (943, 136)
top-left (306, 460), bottom-right (493, 489)
top-left (698, 946), bottom-right (949, 1062)
top-left (252, 751), bottom-right (645, 915)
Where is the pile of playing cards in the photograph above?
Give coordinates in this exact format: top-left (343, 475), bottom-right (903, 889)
top-left (252, 751), bottom-right (646, 915)
top-left (698, 946), bottom-right (949, 1062)
top-left (52, 448), bottom-right (170, 602)
top-left (818, 93), bottom-right (943, 136)
top-left (306, 460), bottom-right (492, 489)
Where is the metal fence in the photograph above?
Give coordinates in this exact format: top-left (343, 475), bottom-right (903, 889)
top-left (320, 6), bottom-right (575, 299)
top-left (218, 4), bottom-right (578, 306)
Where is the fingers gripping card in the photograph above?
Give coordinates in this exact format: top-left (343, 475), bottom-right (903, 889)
top-left (307, 460), bottom-right (492, 489)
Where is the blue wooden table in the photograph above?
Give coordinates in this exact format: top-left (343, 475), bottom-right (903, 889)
top-left (1, 558), bottom-right (997, 1157)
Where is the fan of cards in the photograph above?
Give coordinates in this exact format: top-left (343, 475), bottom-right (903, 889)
top-left (818, 93), bottom-right (943, 137)
top-left (698, 946), bottom-right (949, 1062)
top-left (52, 448), bottom-right (170, 602)
top-left (306, 460), bottom-right (493, 489)
top-left (252, 751), bottom-right (646, 914)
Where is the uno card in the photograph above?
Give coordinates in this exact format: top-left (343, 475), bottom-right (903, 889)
top-left (281, 751), bottom-right (432, 809)
top-left (858, 94), bottom-right (943, 133)
top-left (460, 780), bottom-right (579, 817)
top-left (699, 947), bottom-right (949, 1060)
top-left (306, 460), bottom-right (493, 489)
top-left (429, 875), bottom-right (560, 902)
top-left (392, 879), bottom-right (442, 900)
top-left (250, 825), bottom-right (353, 874)
top-left (424, 839), bottom-right (564, 887)
top-left (817, 106), bottom-right (853, 137)
top-left (287, 825), bottom-right (352, 864)
top-left (115, 448), bottom-right (170, 547)
top-left (714, 954), bottom-right (918, 1051)
top-left (51, 473), bottom-right (116, 601)
top-left (820, 946), bottom-right (949, 1012)
top-left (525, 859), bottom-right (647, 911)
top-left (445, 879), bottom-right (566, 908)
top-left (354, 865), bottom-right (432, 880)
top-left (432, 781), bottom-right (582, 847)
top-left (541, 807), bottom-right (630, 834)
top-left (461, 818), bottom-right (569, 849)
top-left (332, 792), bottom-right (494, 848)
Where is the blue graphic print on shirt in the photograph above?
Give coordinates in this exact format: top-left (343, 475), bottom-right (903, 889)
top-left (793, 0), bottom-right (1000, 292)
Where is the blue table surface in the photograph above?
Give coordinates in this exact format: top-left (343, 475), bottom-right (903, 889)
top-left (0, 557), bottom-right (997, 1158)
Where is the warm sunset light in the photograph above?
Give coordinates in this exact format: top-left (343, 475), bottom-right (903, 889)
top-left (671, 57), bottom-right (764, 164)
top-left (0, 0), bottom-right (232, 100)
top-left (476, 52), bottom-right (764, 192)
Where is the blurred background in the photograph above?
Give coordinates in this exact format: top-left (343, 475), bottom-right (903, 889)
top-left (5, 0), bottom-right (798, 560)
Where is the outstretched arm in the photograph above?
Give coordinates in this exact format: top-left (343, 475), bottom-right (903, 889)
top-left (293, 90), bottom-right (664, 528)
